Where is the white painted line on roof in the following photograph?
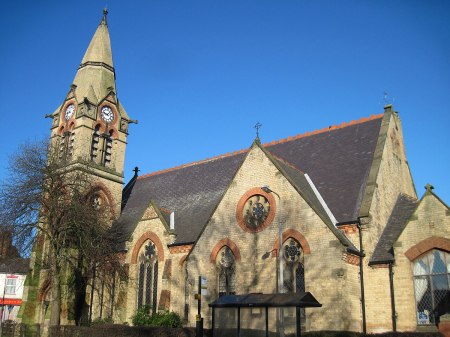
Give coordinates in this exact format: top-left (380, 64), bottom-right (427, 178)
top-left (304, 173), bottom-right (338, 226)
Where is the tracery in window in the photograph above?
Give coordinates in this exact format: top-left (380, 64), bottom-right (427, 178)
top-left (413, 250), bottom-right (450, 325)
top-left (217, 246), bottom-right (236, 297)
top-left (137, 240), bottom-right (158, 314)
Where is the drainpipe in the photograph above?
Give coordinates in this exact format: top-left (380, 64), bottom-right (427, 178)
top-left (337, 219), bottom-right (367, 334)
top-left (389, 262), bottom-right (397, 331)
top-left (357, 220), bottom-right (367, 335)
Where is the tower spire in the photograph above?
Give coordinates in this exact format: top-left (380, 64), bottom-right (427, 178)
top-left (72, 9), bottom-right (115, 104)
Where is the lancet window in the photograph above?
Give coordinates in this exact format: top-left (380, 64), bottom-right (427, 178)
top-left (283, 238), bottom-right (305, 318)
top-left (413, 250), bottom-right (450, 325)
top-left (283, 238), bottom-right (304, 293)
top-left (137, 240), bottom-right (158, 314)
top-left (217, 246), bottom-right (236, 297)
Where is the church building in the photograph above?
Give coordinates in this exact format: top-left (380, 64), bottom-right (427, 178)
top-left (19, 10), bottom-right (450, 334)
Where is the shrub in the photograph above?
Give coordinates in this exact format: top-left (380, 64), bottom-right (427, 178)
top-left (131, 305), bottom-right (182, 327)
top-left (151, 311), bottom-right (182, 328)
top-left (131, 304), bottom-right (152, 326)
top-left (91, 316), bottom-right (114, 325)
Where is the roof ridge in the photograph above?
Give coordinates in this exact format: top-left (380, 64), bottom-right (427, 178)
top-left (137, 148), bottom-right (248, 179)
top-left (137, 113), bottom-right (383, 180)
top-left (262, 113), bottom-right (384, 147)
top-left (271, 154), bottom-right (305, 174)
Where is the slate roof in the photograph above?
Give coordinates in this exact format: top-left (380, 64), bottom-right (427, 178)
top-left (266, 116), bottom-right (383, 222)
top-left (272, 156), bottom-right (357, 251)
top-left (369, 193), bottom-right (419, 265)
top-left (113, 152), bottom-right (247, 248)
top-left (0, 258), bottom-right (30, 274)
top-left (114, 114), bottom-right (384, 248)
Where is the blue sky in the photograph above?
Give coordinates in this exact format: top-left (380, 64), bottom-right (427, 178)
top-left (0, 1), bottom-right (449, 204)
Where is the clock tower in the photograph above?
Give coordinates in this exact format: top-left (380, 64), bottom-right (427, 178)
top-left (48, 9), bottom-right (134, 218)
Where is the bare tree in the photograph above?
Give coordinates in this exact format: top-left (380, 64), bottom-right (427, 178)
top-left (0, 138), bottom-right (122, 326)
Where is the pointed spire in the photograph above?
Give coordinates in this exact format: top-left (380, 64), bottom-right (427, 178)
top-left (80, 8), bottom-right (113, 69)
top-left (72, 9), bottom-right (115, 105)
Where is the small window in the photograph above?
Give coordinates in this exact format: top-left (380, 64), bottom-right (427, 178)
top-left (5, 278), bottom-right (16, 294)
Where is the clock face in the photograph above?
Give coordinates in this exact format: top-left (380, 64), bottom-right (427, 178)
top-left (101, 106), bottom-right (114, 123)
top-left (243, 195), bottom-right (270, 227)
top-left (64, 104), bottom-right (75, 120)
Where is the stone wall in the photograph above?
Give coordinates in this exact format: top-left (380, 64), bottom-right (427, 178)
top-left (185, 144), bottom-right (361, 330)
top-left (361, 107), bottom-right (417, 333)
top-left (394, 191), bottom-right (450, 331)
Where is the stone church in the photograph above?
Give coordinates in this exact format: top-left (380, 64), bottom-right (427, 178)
top-left (19, 10), bottom-right (450, 334)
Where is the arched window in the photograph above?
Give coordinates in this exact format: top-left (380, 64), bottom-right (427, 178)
top-left (217, 246), bottom-right (236, 297)
top-left (283, 238), bottom-right (305, 318)
top-left (413, 250), bottom-right (450, 325)
top-left (137, 240), bottom-right (158, 314)
top-left (283, 238), bottom-right (304, 293)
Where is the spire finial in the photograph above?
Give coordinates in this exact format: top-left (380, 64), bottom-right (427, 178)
top-left (133, 166), bottom-right (140, 177)
top-left (254, 121), bottom-right (262, 140)
top-left (425, 183), bottom-right (434, 191)
top-left (101, 7), bottom-right (108, 26)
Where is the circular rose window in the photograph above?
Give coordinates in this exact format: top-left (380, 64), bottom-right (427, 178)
top-left (236, 187), bottom-right (276, 233)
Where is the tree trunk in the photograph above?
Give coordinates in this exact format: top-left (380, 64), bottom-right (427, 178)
top-left (49, 250), bottom-right (61, 326)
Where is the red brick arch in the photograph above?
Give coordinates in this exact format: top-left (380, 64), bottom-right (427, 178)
top-left (271, 229), bottom-right (311, 257)
top-left (57, 125), bottom-right (65, 136)
top-left (131, 231), bottom-right (164, 264)
top-left (209, 238), bottom-right (241, 263)
top-left (87, 182), bottom-right (116, 218)
top-left (404, 236), bottom-right (450, 261)
top-left (236, 187), bottom-right (277, 234)
top-left (179, 254), bottom-right (188, 266)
